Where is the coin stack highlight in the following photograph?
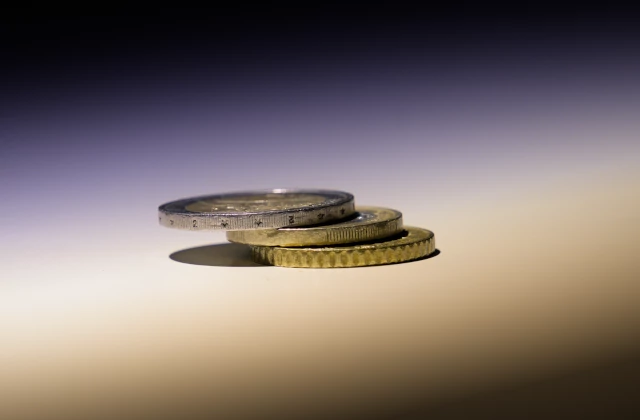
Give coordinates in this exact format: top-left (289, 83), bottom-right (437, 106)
top-left (158, 189), bottom-right (436, 268)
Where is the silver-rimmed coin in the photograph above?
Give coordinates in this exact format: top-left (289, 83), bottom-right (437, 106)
top-left (158, 189), bottom-right (355, 231)
top-left (226, 206), bottom-right (403, 246)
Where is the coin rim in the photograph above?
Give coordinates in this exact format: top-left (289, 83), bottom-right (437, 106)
top-left (226, 206), bottom-right (403, 246)
top-left (158, 189), bottom-right (355, 231)
top-left (249, 226), bottom-right (436, 268)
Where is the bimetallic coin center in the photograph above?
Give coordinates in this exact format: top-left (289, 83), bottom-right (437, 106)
top-left (184, 193), bottom-right (329, 214)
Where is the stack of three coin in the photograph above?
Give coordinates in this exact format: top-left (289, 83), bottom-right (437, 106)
top-left (158, 189), bottom-right (436, 268)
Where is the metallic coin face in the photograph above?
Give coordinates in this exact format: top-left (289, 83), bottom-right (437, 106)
top-left (226, 206), bottom-right (403, 246)
top-left (250, 226), bottom-right (436, 268)
top-left (158, 189), bottom-right (355, 231)
top-left (184, 193), bottom-right (328, 213)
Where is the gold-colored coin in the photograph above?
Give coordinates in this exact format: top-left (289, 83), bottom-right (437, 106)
top-left (250, 227), bottom-right (436, 268)
top-left (227, 206), bottom-right (403, 246)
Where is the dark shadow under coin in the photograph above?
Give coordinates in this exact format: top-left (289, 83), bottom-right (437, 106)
top-left (170, 243), bottom-right (264, 267)
top-left (170, 244), bottom-right (440, 268)
top-left (415, 248), bottom-right (441, 262)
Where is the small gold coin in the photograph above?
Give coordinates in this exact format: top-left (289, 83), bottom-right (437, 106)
top-left (227, 206), bottom-right (403, 246)
top-left (250, 227), bottom-right (436, 268)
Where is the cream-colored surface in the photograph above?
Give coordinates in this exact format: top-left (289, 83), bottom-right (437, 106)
top-left (1, 167), bottom-right (639, 419)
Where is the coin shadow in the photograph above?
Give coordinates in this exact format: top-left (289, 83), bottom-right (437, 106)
top-left (170, 245), bottom-right (440, 268)
top-left (170, 243), bottom-right (264, 267)
top-left (415, 248), bottom-right (440, 262)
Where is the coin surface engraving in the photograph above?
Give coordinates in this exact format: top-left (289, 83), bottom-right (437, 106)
top-left (158, 189), bottom-right (355, 231)
top-left (227, 206), bottom-right (403, 246)
top-left (250, 226), bottom-right (435, 268)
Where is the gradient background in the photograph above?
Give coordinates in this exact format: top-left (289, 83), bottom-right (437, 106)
top-left (1, 7), bottom-right (640, 419)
